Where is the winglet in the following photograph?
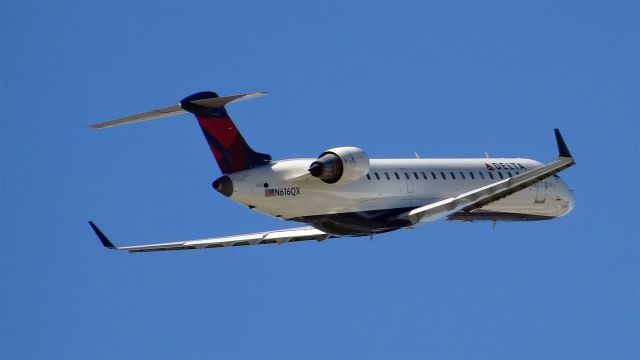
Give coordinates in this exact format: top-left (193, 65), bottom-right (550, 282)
top-left (554, 128), bottom-right (572, 158)
top-left (89, 221), bottom-right (116, 249)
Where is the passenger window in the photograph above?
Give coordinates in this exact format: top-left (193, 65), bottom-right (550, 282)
top-left (366, 174), bottom-right (371, 180)
top-left (498, 172), bottom-right (504, 179)
top-left (421, 172), bottom-right (427, 179)
top-left (450, 172), bottom-right (456, 179)
top-left (405, 172), bottom-right (410, 180)
top-left (431, 172), bottom-right (437, 180)
top-left (413, 172), bottom-right (419, 180)
top-left (507, 171), bottom-right (512, 177)
top-left (459, 171), bottom-right (465, 180)
top-left (488, 172), bottom-right (494, 179)
top-left (394, 172), bottom-right (400, 180)
top-left (469, 172), bottom-right (475, 180)
top-left (440, 172), bottom-right (446, 179)
top-left (478, 171), bottom-right (485, 179)
top-left (385, 172), bottom-right (390, 180)
top-left (515, 171), bottom-right (520, 175)
top-left (375, 172), bottom-right (380, 180)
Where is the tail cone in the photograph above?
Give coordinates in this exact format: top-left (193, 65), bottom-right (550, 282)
top-left (212, 175), bottom-right (233, 197)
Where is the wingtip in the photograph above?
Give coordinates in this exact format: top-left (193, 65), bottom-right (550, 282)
top-left (554, 128), bottom-right (573, 158)
top-left (88, 221), bottom-right (116, 249)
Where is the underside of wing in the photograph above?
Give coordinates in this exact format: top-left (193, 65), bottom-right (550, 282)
top-left (89, 222), bottom-right (332, 253)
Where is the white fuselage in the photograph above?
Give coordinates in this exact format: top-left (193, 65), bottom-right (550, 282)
top-left (220, 157), bottom-right (574, 235)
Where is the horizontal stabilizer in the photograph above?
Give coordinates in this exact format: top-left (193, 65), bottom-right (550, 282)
top-left (89, 92), bottom-right (267, 129)
top-left (88, 104), bottom-right (183, 129)
top-left (190, 91), bottom-right (267, 108)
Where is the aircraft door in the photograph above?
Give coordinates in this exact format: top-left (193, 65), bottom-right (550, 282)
top-left (534, 181), bottom-right (548, 204)
top-left (400, 168), bottom-right (414, 194)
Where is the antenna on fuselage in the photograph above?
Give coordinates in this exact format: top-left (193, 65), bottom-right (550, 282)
top-left (414, 152), bottom-right (420, 159)
top-left (484, 152), bottom-right (490, 158)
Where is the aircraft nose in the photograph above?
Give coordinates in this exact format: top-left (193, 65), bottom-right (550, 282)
top-left (212, 175), bottom-right (233, 197)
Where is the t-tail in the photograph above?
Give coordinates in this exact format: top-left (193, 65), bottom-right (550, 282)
top-left (89, 91), bottom-right (271, 174)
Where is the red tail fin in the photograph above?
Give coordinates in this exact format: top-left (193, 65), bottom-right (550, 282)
top-left (181, 92), bottom-right (271, 174)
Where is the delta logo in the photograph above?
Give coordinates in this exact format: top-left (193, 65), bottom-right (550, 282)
top-left (485, 162), bottom-right (527, 171)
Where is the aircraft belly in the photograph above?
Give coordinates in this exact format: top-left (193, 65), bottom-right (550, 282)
top-left (292, 207), bottom-right (415, 236)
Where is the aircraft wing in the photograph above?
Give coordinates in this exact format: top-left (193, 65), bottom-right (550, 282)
top-left (393, 129), bottom-right (575, 225)
top-left (89, 222), bottom-right (332, 253)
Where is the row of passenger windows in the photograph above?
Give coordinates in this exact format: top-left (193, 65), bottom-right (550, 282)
top-left (365, 170), bottom-right (520, 181)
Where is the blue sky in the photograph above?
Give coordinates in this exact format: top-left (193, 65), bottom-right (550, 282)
top-left (1, 1), bottom-right (638, 359)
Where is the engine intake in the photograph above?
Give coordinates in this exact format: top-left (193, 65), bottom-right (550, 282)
top-left (308, 146), bottom-right (370, 184)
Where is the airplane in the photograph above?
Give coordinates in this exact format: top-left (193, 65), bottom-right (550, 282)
top-left (88, 91), bottom-right (575, 253)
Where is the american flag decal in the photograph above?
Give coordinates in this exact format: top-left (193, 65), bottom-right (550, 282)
top-left (265, 189), bottom-right (276, 197)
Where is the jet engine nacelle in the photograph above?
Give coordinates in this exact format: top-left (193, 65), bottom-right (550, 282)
top-left (308, 146), bottom-right (370, 184)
